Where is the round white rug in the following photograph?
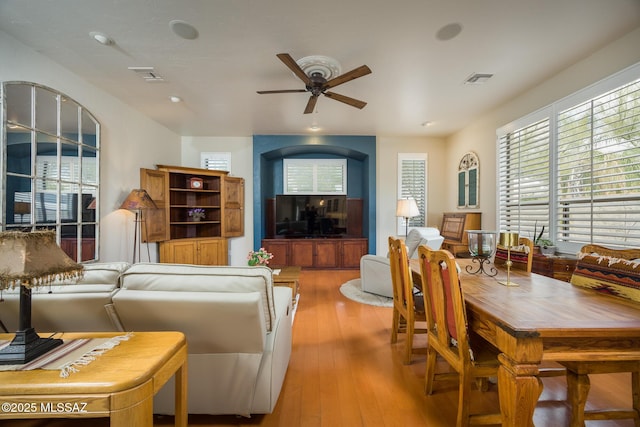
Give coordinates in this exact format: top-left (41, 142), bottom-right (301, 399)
top-left (339, 278), bottom-right (393, 307)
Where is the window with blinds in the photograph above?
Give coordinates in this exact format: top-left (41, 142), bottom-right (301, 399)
top-left (398, 154), bottom-right (427, 233)
top-left (201, 152), bottom-right (231, 171)
top-left (556, 79), bottom-right (640, 247)
top-left (498, 118), bottom-right (550, 240)
top-left (283, 159), bottom-right (346, 194)
top-left (497, 63), bottom-right (640, 251)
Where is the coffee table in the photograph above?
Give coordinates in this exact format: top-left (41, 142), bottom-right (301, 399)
top-left (0, 331), bottom-right (187, 427)
top-left (272, 266), bottom-right (301, 305)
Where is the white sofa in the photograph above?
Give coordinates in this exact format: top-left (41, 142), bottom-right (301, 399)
top-left (359, 227), bottom-right (444, 298)
top-left (0, 262), bottom-right (292, 417)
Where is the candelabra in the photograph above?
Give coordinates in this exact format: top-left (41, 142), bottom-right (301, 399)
top-left (498, 232), bottom-right (520, 286)
top-left (465, 230), bottom-right (498, 276)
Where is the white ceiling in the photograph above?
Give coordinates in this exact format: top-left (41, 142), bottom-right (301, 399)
top-left (1, 0), bottom-right (639, 138)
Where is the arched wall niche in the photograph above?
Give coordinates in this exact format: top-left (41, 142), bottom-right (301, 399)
top-left (252, 135), bottom-right (376, 251)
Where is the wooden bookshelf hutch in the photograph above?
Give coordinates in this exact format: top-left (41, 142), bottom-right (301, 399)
top-left (140, 165), bottom-right (244, 265)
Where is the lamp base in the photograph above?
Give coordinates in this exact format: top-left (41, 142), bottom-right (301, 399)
top-left (498, 280), bottom-right (520, 287)
top-left (0, 328), bottom-right (63, 365)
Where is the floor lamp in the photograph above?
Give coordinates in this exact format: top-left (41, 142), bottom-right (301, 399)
top-left (396, 198), bottom-right (420, 237)
top-left (120, 189), bottom-right (157, 264)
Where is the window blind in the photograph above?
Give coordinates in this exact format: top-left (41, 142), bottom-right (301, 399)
top-left (283, 159), bottom-right (346, 194)
top-left (498, 118), bottom-right (550, 239)
top-left (399, 156), bottom-right (426, 229)
top-left (498, 65), bottom-right (640, 251)
top-left (556, 79), bottom-right (640, 247)
top-left (201, 152), bottom-right (231, 171)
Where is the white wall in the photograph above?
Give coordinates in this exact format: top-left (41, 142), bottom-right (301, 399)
top-left (0, 31), bottom-right (181, 262)
top-left (181, 136), bottom-right (253, 265)
top-left (445, 26), bottom-right (640, 231)
top-left (376, 136), bottom-right (447, 255)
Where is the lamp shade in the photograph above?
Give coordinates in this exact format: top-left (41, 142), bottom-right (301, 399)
top-left (119, 189), bottom-right (157, 211)
top-left (396, 198), bottom-right (420, 218)
top-left (0, 231), bottom-right (83, 291)
top-left (499, 232), bottom-right (519, 247)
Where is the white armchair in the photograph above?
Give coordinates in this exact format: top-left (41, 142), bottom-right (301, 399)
top-left (360, 227), bottom-right (444, 298)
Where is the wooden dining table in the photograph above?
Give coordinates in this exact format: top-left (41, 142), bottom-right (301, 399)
top-left (410, 257), bottom-right (640, 427)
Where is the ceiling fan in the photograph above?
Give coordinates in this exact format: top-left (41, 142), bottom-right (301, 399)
top-left (257, 53), bottom-right (372, 114)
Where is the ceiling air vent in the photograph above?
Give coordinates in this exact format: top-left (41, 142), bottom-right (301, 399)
top-left (464, 73), bottom-right (493, 85)
top-left (128, 66), bottom-right (165, 82)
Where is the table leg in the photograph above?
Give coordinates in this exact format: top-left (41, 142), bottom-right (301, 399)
top-left (497, 353), bottom-right (543, 427)
top-left (175, 360), bottom-right (188, 427)
top-left (110, 381), bottom-right (154, 427)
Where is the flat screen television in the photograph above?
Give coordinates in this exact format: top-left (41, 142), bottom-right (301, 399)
top-left (275, 194), bottom-right (347, 237)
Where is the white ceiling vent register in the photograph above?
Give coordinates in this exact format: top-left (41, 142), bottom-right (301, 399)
top-left (464, 73), bottom-right (493, 85)
top-left (128, 67), bottom-right (165, 82)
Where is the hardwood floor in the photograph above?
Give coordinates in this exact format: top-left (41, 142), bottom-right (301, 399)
top-left (5, 269), bottom-right (636, 426)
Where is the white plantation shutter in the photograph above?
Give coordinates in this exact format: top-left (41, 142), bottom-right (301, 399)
top-left (201, 152), bottom-right (231, 171)
top-left (498, 118), bottom-right (550, 239)
top-left (283, 159), bottom-right (346, 194)
top-left (556, 79), bottom-right (640, 247)
top-left (398, 154), bottom-right (427, 233)
top-left (498, 63), bottom-right (640, 251)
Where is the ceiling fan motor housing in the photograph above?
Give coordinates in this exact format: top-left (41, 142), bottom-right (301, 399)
top-left (257, 53), bottom-right (371, 113)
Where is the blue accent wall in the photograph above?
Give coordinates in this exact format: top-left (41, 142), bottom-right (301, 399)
top-left (253, 135), bottom-right (376, 251)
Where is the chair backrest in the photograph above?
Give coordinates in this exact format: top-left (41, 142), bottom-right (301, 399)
top-left (418, 245), bottom-right (472, 364)
top-left (405, 227), bottom-right (445, 258)
top-left (494, 237), bottom-right (533, 272)
top-left (571, 244), bottom-right (640, 302)
top-left (388, 237), bottom-right (418, 318)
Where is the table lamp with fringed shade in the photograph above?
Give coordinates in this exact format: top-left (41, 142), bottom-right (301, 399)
top-left (498, 232), bottom-right (520, 287)
top-left (396, 198), bottom-right (420, 237)
top-left (120, 189), bottom-right (157, 263)
top-left (0, 231), bottom-right (83, 364)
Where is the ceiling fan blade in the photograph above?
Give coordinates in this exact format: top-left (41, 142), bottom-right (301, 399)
top-left (324, 91), bottom-right (367, 109)
top-left (324, 65), bottom-right (372, 89)
top-left (257, 89), bottom-right (307, 94)
top-left (276, 53), bottom-right (311, 86)
top-left (304, 95), bottom-right (318, 114)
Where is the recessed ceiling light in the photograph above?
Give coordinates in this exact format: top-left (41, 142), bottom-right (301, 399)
top-left (169, 96), bottom-right (182, 103)
top-left (309, 125), bottom-right (321, 132)
top-left (421, 121), bottom-right (433, 127)
top-left (89, 31), bottom-right (114, 46)
top-left (169, 20), bottom-right (199, 40)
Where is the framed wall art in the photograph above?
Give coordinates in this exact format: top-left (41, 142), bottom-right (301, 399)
top-left (457, 151), bottom-right (479, 208)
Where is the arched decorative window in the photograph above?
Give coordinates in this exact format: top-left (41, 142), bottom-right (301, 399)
top-left (1, 82), bottom-right (100, 262)
top-left (457, 151), bottom-right (479, 208)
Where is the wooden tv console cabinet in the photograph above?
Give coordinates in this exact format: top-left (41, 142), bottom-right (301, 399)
top-left (262, 237), bottom-right (367, 269)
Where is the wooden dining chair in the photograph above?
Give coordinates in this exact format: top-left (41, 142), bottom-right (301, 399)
top-left (493, 236), bottom-right (534, 272)
top-left (560, 244), bottom-right (640, 427)
top-left (418, 245), bottom-right (502, 426)
top-left (388, 236), bottom-right (427, 365)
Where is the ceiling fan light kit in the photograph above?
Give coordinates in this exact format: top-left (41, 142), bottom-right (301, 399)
top-left (257, 53), bottom-right (371, 114)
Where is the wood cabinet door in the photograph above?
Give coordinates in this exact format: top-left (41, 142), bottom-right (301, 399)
top-left (223, 176), bottom-right (244, 237)
top-left (140, 168), bottom-right (170, 242)
top-left (341, 239), bottom-right (368, 268)
top-left (315, 241), bottom-right (339, 268)
top-left (198, 238), bottom-right (228, 265)
top-left (159, 240), bottom-right (197, 264)
top-left (262, 240), bottom-right (290, 266)
top-left (290, 240), bottom-right (314, 267)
